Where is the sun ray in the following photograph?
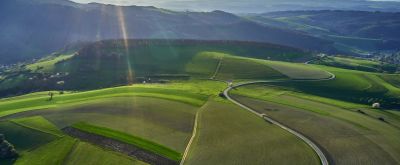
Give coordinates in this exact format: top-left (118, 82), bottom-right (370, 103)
top-left (116, 6), bottom-right (135, 84)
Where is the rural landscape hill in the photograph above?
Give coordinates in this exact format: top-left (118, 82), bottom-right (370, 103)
top-left (1, 0), bottom-right (400, 165)
top-left (248, 10), bottom-right (400, 54)
top-left (1, 38), bottom-right (400, 164)
top-left (0, 0), bottom-right (334, 64)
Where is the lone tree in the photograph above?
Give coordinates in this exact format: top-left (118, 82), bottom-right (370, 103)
top-left (48, 92), bottom-right (54, 101)
top-left (0, 134), bottom-right (18, 159)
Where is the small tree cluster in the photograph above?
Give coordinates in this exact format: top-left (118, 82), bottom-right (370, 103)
top-left (0, 134), bottom-right (18, 159)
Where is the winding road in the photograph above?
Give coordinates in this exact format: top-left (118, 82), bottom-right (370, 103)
top-left (222, 61), bottom-right (334, 165)
top-left (222, 60), bottom-right (333, 165)
top-left (223, 79), bottom-right (332, 165)
top-left (181, 58), bottom-right (333, 165)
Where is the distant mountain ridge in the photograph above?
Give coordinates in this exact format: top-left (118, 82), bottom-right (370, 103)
top-left (0, 0), bottom-right (334, 64)
top-left (71, 0), bottom-right (400, 13)
top-left (248, 10), bottom-right (400, 55)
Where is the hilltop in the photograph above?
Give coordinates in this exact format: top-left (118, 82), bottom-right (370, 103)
top-left (0, 0), bottom-right (334, 64)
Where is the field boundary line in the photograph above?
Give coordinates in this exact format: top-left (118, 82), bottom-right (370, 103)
top-left (10, 120), bottom-right (64, 138)
top-left (210, 56), bottom-right (223, 80)
top-left (180, 100), bottom-right (209, 165)
top-left (61, 139), bottom-right (79, 165)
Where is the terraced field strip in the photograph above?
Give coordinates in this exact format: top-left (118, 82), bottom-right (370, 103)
top-left (68, 122), bottom-right (181, 164)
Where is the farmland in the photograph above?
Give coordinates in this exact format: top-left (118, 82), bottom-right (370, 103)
top-left (0, 116), bottom-right (148, 165)
top-left (72, 122), bottom-right (181, 162)
top-left (266, 65), bottom-right (400, 108)
top-left (0, 39), bottom-right (399, 165)
top-left (184, 100), bottom-right (320, 165)
top-left (65, 142), bottom-right (146, 165)
top-left (230, 85), bottom-right (400, 164)
top-left (311, 56), bottom-right (397, 73)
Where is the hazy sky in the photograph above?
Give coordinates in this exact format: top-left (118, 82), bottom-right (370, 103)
top-left (70, 0), bottom-right (400, 13)
top-left (71, 0), bottom-right (400, 6)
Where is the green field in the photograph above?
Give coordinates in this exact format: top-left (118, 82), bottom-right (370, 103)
top-left (4, 96), bottom-right (200, 152)
top-left (259, 60), bottom-right (331, 79)
top-left (11, 116), bottom-right (64, 137)
top-left (0, 84), bottom-right (209, 118)
top-left (187, 52), bottom-right (287, 80)
top-left (187, 51), bottom-right (331, 81)
top-left (312, 56), bottom-right (397, 73)
top-left (231, 85), bottom-right (400, 164)
top-left (185, 100), bottom-right (320, 165)
top-left (0, 121), bottom-right (56, 152)
top-left (65, 142), bottom-right (146, 165)
top-left (51, 40), bottom-right (308, 89)
top-left (267, 65), bottom-right (400, 108)
top-left (15, 137), bottom-right (77, 165)
top-left (0, 115), bottom-right (148, 165)
top-left (26, 54), bottom-right (75, 73)
top-left (0, 38), bottom-right (399, 165)
top-left (73, 122), bottom-right (181, 162)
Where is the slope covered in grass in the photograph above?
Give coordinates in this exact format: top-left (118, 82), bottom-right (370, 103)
top-left (187, 51), bottom-right (331, 81)
top-left (26, 54), bottom-right (75, 73)
top-left (0, 85), bottom-right (208, 118)
top-left (311, 56), bottom-right (396, 73)
top-left (187, 52), bottom-right (287, 80)
top-left (0, 39), bottom-right (311, 97)
top-left (65, 142), bottom-right (146, 165)
top-left (231, 88), bottom-right (400, 164)
top-left (185, 100), bottom-right (319, 165)
top-left (3, 96), bottom-right (200, 153)
top-left (11, 116), bottom-right (63, 137)
top-left (15, 137), bottom-right (77, 165)
top-left (259, 60), bottom-right (332, 79)
top-left (0, 121), bottom-right (56, 152)
top-left (270, 66), bottom-right (400, 108)
top-left (51, 40), bottom-right (309, 89)
top-left (72, 122), bottom-right (182, 162)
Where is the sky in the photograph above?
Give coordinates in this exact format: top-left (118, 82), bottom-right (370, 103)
top-left (70, 0), bottom-right (400, 13)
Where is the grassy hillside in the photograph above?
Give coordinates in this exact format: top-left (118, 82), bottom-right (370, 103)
top-left (0, 121), bottom-right (56, 152)
top-left (55, 40), bottom-right (308, 88)
top-left (230, 80), bottom-right (400, 163)
top-left (268, 66), bottom-right (400, 108)
top-left (65, 142), bottom-right (146, 165)
top-left (0, 115), bottom-right (147, 165)
top-left (251, 11), bottom-right (400, 55)
top-left (187, 51), bottom-right (330, 81)
top-left (0, 39), bottom-right (313, 97)
top-left (187, 52), bottom-right (287, 80)
top-left (72, 122), bottom-right (181, 162)
top-left (185, 100), bottom-right (320, 165)
top-left (230, 94), bottom-right (400, 164)
top-left (15, 137), bottom-right (77, 165)
top-left (0, 84), bottom-right (211, 154)
top-left (11, 116), bottom-right (64, 137)
top-left (0, 84), bottom-right (208, 118)
top-left (311, 56), bottom-right (397, 73)
top-left (25, 54), bottom-right (74, 73)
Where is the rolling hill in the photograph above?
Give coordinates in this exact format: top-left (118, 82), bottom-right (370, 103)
top-left (0, 0), bottom-right (336, 64)
top-left (248, 10), bottom-right (400, 55)
top-left (0, 39), bottom-right (313, 97)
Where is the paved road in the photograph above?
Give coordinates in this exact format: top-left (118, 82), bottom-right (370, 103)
top-left (223, 82), bottom-right (329, 165)
top-left (181, 59), bottom-right (333, 165)
top-left (222, 70), bottom-right (335, 165)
